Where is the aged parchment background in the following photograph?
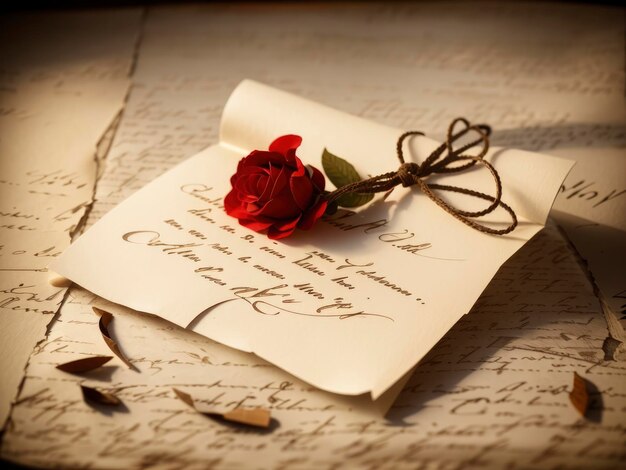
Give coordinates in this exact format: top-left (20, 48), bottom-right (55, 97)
top-left (1, 2), bottom-right (624, 468)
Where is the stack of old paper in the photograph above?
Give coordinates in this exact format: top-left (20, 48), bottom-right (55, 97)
top-left (0, 9), bottom-right (141, 428)
top-left (50, 80), bottom-right (573, 403)
top-left (2, 4), bottom-right (624, 468)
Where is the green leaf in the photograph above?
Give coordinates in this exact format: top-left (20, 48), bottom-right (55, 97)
top-left (321, 148), bottom-right (374, 208)
top-left (335, 191), bottom-right (374, 208)
top-left (322, 148), bottom-right (361, 188)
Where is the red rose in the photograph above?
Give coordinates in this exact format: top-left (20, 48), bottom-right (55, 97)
top-left (224, 135), bottom-right (327, 239)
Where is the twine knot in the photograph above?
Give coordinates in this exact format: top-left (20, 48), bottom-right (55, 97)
top-left (325, 117), bottom-right (518, 236)
top-left (397, 162), bottom-right (421, 187)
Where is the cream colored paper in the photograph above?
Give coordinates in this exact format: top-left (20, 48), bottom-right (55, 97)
top-left (51, 80), bottom-right (573, 398)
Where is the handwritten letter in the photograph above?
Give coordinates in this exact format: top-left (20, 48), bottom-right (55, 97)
top-left (51, 81), bottom-right (573, 398)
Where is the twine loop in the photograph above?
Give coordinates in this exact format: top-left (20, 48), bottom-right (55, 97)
top-left (325, 117), bottom-right (518, 235)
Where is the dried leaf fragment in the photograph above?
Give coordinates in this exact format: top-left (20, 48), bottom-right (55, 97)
top-left (173, 387), bottom-right (196, 408)
top-left (223, 407), bottom-right (271, 428)
top-left (93, 307), bottom-right (136, 370)
top-left (569, 372), bottom-right (590, 416)
top-left (173, 388), bottom-right (271, 428)
top-left (56, 355), bottom-right (113, 373)
top-left (80, 385), bottom-right (121, 406)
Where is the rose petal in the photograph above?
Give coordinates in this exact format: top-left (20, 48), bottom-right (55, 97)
top-left (246, 202), bottom-right (260, 213)
top-left (250, 197), bottom-right (301, 218)
top-left (272, 214), bottom-right (301, 233)
top-left (224, 189), bottom-right (243, 214)
top-left (269, 135), bottom-right (302, 158)
top-left (239, 217), bottom-right (274, 232)
top-left (245, 173), bottom-right (264, 190)
top-left (256, 174), bottom-right (269, 195)
top-left (236, 165), bottom-right (268, 180)
top-left (268, 224), bottom-right (298, 240)
top-left (258, 168), bottom-right (277, 202)
top-left (298, 199), bottom-right (328, 230)
top-left (236, 170), bottom-right (267, 202)
top-left (268, 165), bottom-right (290, 199)
top-left (243, 173), bottom-right (266, 197)
top-left (245, 172), bottom-right (270, 200)
top-left (308, 165), bottom-right (326, 192)
top-left (243, 150), bottom-right (290, 169)
top-left (225, 190), bottom-right (258, 221)
top-left (225, 203), bottom-right (250, 221)
top-left (289, 172), bottom-right (314, 210)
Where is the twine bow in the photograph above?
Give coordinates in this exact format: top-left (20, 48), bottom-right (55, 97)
top-left (325, 118), bottom-right (518, 235)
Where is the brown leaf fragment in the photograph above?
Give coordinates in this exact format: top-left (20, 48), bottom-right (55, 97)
top-left (172, 387), bottom-right (196, 408)
top-left (56, 355), bottom-right (113, 373)
top-left (569, 372), bottom-right (590, 416)
top-left (93, 307), bottom-right (136, 370)
top-left (80, 385), bottom-right (121, 406)
top-left (172, 388), bottom-right (271, 428)
top-left (173, 388), bottom-right (221, 418)
top-left (223, 407), bottom-right (271, 428)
